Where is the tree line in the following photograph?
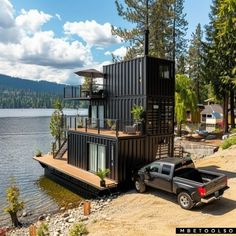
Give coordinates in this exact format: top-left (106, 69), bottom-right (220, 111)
top-left (0, 88), bottom-right (88, 109)
top-left (112, 0), bottom-right (236, 134)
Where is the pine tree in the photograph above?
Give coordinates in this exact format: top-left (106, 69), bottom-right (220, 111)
top-left (203, 0), bottom-right (236, 133)
top-left (188, 23), bottom-right (205, 103)
top-left (112, 0), bottom-right (188, 61)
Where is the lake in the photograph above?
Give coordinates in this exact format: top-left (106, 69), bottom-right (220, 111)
top-left (0, 109), bottom-right (87, 226)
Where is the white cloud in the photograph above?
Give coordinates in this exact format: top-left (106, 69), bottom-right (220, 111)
top-left (0, 0), bottom-right (21, 43)
top-left (0, 1), bottom-right (123, 83)
top-left (55, 14), bottom-right (62, 21)
top-left (16, 9), bottom-right (52, 34)
top-left (64, 20), bottom-right (121, 47)
top-left (105, 46), bottom-right (127, 58)
top-left (0, 0), bottom-right (15, 28)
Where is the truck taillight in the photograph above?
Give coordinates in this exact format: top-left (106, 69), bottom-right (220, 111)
top-left (198, 187), bottom-right (206, 197)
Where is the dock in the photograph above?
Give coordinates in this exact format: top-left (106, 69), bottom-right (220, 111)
top-left (34, 154), bottom-right (118, 197)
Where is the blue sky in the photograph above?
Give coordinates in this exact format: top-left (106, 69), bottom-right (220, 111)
top-left (0, 0), bottom-right (212, 84)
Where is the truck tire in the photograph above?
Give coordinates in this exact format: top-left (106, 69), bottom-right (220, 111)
top-left (177, 192), bottom-right (194, 210)
top-left (134, 178), bottom-right (146, 193)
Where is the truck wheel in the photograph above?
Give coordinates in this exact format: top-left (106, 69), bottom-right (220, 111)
top-left (178, 192), bottom-right (194, 210)
top-left (135, 178), bottom-right (146, 193)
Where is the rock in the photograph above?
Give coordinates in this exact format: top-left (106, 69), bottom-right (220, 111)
top-left (38, 214), bottom-right (46, 221)
top-left (63, 213), bottom-right (70, 218)
top-left (68, 218), bottom-right (75, 223)
top-left (68, 203), bottom-right (73, 207)
top-left (81, 216), bottom-right (88, 221)
top-left (46, 216), bottom-right (50, 221)
top-left (60, 207), bottom-right (66, 211)
top-left (22, 211), bottom-right (27, 217)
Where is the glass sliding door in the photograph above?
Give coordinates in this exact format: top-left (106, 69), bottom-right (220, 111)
top-left (98, 145), bottom-right (106, 170)
top-left (88, 143), bottom-right (106, 172)
top-left (89, 144), bottom-right (97, 172)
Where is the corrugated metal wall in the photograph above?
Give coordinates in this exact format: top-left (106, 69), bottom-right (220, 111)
top-left (146, 56), bottom-right (175, 96)
top-left (118, 137), bottom-right (146, 185)
top-left (104, 57), bottom-right (146, 97)
top-left (68, 131), bottom-right (119, 181)
top-left (117, 134), bottom-right (174, 185)
top-left (103, 57), bottom-right (147, 124)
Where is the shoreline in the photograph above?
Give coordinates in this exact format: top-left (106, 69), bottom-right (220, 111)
top-left (5, 195), bottom-right (118, 236)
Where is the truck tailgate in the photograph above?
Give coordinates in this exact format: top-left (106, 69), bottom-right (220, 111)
top-left (203, 174), bottom-right (227, 196)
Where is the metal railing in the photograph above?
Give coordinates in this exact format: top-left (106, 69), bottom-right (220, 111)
top-left (63, 115), bottom-right (143, 137)
top-left (64, 84), bottom-right (107, 99)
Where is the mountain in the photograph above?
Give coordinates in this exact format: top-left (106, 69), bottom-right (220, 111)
top-left (0, 74), bottom-right (66, 108)
top-left (0, 74), bottom-right (65, 94)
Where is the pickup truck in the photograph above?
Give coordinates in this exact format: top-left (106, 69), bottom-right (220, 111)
top-left (133, 157), bottom-right (229, 210)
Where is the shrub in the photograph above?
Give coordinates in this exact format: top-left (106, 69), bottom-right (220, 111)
top-left (35, 149), bottom-right (42, 157)
top-left (4, 181), bottom-right (24, 227)
top-left (221, 136), bottom-right (236, 149)
top-left (69, 222), bottom-right (88, 236)
top-left (36, 222), bottom-right (49, 236)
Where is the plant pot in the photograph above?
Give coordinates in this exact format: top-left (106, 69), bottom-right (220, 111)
top-left (100, 180), bottom-right (106, 187)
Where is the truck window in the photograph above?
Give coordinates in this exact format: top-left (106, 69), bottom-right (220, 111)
top-left (162, 164), bottom-right (171, 175)
top-left (149, 163), bottom-right (160, 173)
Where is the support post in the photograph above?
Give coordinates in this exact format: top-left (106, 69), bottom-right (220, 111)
top-left (85, 118), bottom-right (88, 132)
top-left (97, 119), bottom-right (100, 134)
top-left (116, 120), bottom-right (119, 137)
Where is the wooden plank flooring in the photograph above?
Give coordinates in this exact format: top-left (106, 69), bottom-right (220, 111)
top-left (34, 154), bottom-right (117, 190)
top-left (69, 128), bottom-right (138, 138)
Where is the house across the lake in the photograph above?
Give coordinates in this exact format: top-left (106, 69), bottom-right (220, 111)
top-left (34, 55), bottom-right (175, 196)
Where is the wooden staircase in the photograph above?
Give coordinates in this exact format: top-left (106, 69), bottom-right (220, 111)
top-left (53, 139), bottom-right (67, 159)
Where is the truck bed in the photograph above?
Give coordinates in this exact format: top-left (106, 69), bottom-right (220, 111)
top-left (174, 168), bottom-right (227, 196)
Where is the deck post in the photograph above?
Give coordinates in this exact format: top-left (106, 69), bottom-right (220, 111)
top-left (85, 118), bottom-right (88, 132)
top-left (116, 119), bottom-right (118, 137)
top-left (97, 119), bottom-right (100, 134)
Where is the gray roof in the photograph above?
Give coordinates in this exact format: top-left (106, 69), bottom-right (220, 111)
top-left (201, 104), bottom-right (223, 115)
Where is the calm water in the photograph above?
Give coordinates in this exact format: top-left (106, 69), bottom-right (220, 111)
top-left (0, 109), bottom-right (86, 226)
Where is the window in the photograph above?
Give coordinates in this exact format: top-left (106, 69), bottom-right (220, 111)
top-left (161, 164), bottom-right (171, 175)
top-left (149, 163), bottom-right (161, 173)
top-left (160, 65), bottom-right (170, 79)
top-left (89, 143), bottom-right (106, 172)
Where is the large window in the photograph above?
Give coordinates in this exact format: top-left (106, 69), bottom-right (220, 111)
top-left (89, 143), bottom-right (106, 172)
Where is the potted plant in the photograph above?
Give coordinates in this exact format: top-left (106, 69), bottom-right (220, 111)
top-left (96, 169), bottom-right (110, 187)
top-left (131, 105), bottom-right (145, 134)
top-left (106, 119), bottom-right (116, 131)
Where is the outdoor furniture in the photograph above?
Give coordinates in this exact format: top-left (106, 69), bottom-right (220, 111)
top-left (125, 124), bottom-right (137, 134)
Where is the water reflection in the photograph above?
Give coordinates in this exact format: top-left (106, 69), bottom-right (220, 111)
top-left (36, 176), bottom-right (82, 208)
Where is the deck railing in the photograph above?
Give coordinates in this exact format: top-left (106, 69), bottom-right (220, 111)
top-left (63, 115), bottom-right (143, 137)
top-left (64, 84), bottom-right (107, 99)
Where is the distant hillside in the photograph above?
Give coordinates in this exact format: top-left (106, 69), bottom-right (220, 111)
top-left (0, 74), bottom-right (65, 94)
top-left (0, 74), bottom-right (70, 108)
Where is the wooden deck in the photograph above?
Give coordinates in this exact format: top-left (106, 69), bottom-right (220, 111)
top-left (34, 154), bottom-right (117, 191)
top-left (69, 127), bottom-right (139, 138)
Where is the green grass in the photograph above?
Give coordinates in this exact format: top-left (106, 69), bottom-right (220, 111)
top-left (221, 136), bottom-right (236, 150)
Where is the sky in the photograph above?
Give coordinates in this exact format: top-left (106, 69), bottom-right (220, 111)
top-left (0, 0), bottom-right (212, 85)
